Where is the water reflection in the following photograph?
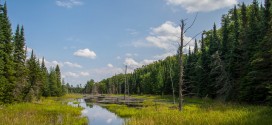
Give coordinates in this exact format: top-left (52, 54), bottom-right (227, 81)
top-left (69, 99), bottom-right (124, 125)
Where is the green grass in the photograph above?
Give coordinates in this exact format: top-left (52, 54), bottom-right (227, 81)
top-left (0, 94), bottom-right (87, 125)
top-left (104, 95), bottom-right (272, 125)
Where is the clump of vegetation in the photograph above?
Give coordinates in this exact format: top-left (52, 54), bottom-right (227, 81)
top-left (103, 104), bottom-right (139, 117)
top-left (104, 96), bottom-right (272, 125)
top-left (0, 97), bottom-right (87, 125)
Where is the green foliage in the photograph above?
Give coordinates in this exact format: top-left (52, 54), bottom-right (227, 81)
top-left (0, 2), bottom-right (65, 104)
top-left (0, 97), bottom-right (87, 125)
top-left (94, 1), bottom-right (272, 105)
top-left (104, 95), bottom-right (272, 125)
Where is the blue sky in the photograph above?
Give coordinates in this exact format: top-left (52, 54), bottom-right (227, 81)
top-left (7, 0), bottom-right (253, 86)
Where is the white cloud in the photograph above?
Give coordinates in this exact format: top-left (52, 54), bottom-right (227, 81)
top-left (132, 40), bottom-right (153, 48)
top-left (44, 59), bottom-right (64, 68)
top-left (107, 63), bottom-right (114, 68)
top-left (141, 59), bottom-right (156, 65)
top-left (154, 52), bottom-right (174, 59)
top-left (80, 72), bottom-right (90, 76)
top-left (74, 48), bottom-right (96, 59)
top-left (124, 58), bottom-right (155, 72)
top-left (26, 47), bottom-right (33, 53)
top-left (63, 71), bottom-right (90, 78)
top-left (146, 21), bottom-right (193, 59)
top-left (64, 62), bottom-right (82, 68)
top-left (116, 56), bottom-right (121, 60)
top-left (56, 0), bottom-right (83, 8)
top-left (166, 0), bottom-right (238, 13)
top-left (124, 58), bottom-right (140, 67)
top-left (89, 67), bottom-right (124, 81)
top-left (125, 53), bottom-right (138, 57)
top-left (64, 72), bottom-right (79, 78)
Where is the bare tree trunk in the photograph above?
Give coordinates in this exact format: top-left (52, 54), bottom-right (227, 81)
top-left (124, 65), bottom-right (127, 100)
top-left (168, 61), bottom-right (175, 104)
top-left (178, 20), bottom-right (185, 111)
top-left (128, 75), bottom-right (130, 96)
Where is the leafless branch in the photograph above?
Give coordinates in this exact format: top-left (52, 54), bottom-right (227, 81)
top-left (184, 13), bottom-right (198, 34)
top-left (183, 31), bottom-right (202, 47)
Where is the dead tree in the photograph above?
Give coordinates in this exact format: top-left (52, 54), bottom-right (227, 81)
top-left (178, 20), bottom-right (185, 111)
top-left (168, 59), bottom-right (175, 104)
top-left (124, 65), bottom-right (127, 100)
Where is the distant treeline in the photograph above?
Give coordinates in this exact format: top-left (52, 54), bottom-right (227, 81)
top-left (0, 2), bottom-right (66, 104)
top-left (91, 0), bottom-right (272, 105)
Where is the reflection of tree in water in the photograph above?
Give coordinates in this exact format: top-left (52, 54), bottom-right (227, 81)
top-left (86, 103), bottom-right (93, 108)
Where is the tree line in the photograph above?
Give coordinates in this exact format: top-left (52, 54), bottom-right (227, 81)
top-left (0, 2), bottom-right (66, 104)
top-left (92, 0), bottom-right (272, 105)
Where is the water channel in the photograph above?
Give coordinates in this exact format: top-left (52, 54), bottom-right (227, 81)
top-left (68, 99), bottom-right (124, 125)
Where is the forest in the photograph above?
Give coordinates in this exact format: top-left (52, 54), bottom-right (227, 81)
top-left (0, 2), bottom-right (66, 104)
top-left (91, 0), bottom-right (272, 105)
top-left (0, 0), bottom-right (272, 124)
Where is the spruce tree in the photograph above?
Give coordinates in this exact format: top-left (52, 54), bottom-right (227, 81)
top-left (0, 2), bottom-right (15, 103)
top-left (55, 65), bottom-right (62, 96)
top-left (13, 25), bottom-right (27, 102)
top-left (41, 57), bottom-right (50, 97)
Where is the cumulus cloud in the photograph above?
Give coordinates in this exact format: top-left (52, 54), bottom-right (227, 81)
top-left (64, 62), bottom-right (82, 68)
top-left (124, 58), bottom-right (140, 67)
top-left (124, 58), bottom-right (155, 72)
top-left (166, 0), bottom-right (238, 13)
top-left (107, 63), bottom-right (114, 68)
top-left (146, 21), bottom-right (193, 59)
top-left (74, 48), bottom-right (96, 59)
top-left (56, 0), bottom-right (83, 8)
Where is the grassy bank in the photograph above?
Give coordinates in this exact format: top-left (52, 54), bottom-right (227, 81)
top-left (104, 95), bottom-right (272, 125)
top-left (0, 94), bottom-right (87, 125)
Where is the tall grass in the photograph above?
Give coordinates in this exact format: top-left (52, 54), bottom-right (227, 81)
top-left (0, 95), bottom-right (87, 125)
top-left (105, 96), bottom-right (272, 125)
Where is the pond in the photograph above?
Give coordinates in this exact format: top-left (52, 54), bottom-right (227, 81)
top-left (68, 99), bottom-right (124, 125)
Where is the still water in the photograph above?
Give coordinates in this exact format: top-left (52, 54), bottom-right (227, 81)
top-left (68, 99), bottom-right (124, 125)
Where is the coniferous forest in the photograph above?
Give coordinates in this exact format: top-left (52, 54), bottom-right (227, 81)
top-left (95, 0), bottom-right (272, 105)
top-left (1, 0), bottom-right (272, 125)
top-left (0, 2), bottom-right (66, 104)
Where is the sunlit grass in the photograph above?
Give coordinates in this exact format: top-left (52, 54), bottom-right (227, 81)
top-left (104, 95), bottom-right (272, 125)
top-left (0, 94), bottom-right (87, 125)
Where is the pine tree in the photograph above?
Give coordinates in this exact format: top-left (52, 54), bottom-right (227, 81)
top-left (227, 5), bottom-right (242, 100)
top-left (49, 68), bottom-right (58, 96)
top-left (25, 51), bottom-right (42, 101)
top-left (208, 25), bottom-right (221, 98)
top-left (0, 2), bottom-right (15, 103)
top-left (55, 65), bottom-right (62, 96)
top-left (13, 25), bottom-right (27, 102)
top-left (198, 32), bottom-right (209, 97)
top-left (41, 57), bottom-right (50, 97)
top-left (221, 15), bottom-right (230, 61)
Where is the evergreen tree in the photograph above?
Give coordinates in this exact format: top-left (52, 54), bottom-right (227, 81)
top-left (13, 25), bottom-right (27, 102)
top-left (41, 57), bottom-right (50, 97)
top-left (55, 65), bottom-right (62, 96)
top-left (198, 32), bottom-right (209, 97)
top-left (49, 68), bottom-right (58, 96)
top-left (221, 15), bottom-right (230, 61)
top-left (0, 2), bottom-right (15, 103)
top-left (227, 5), bottom-right (242, 100)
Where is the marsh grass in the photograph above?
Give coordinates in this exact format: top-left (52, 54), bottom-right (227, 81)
top-left (104, 96), bottom-right (272, 125)
top-left (0, 94), bottom-right (87, 125)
